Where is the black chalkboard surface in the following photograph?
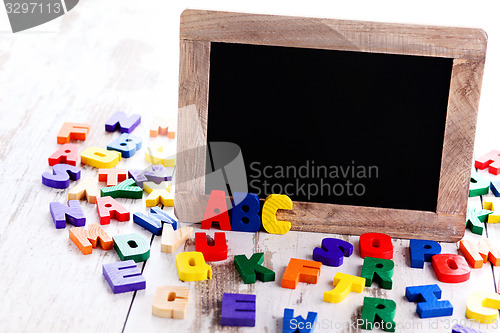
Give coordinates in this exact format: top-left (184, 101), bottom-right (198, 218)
top-left (206, 42), bottom-right (453, 212)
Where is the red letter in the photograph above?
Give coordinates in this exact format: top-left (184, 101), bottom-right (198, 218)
top-left (201, 190), bottom-right (231, 230)
top-left (48, 143), bottom-right (78, 166)
top-left (97, 197), bottom-right (130, 224)
top-left (432, 254), bottom-right (471, 283)
top-left (359, 233), bottom-right (393, 259)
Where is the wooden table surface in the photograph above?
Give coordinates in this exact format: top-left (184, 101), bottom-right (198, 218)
top-left (2, 1), bottom-right (500, 332)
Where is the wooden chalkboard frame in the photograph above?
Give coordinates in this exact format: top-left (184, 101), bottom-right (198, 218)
top-left (175, 9), bottom-right (487, 241)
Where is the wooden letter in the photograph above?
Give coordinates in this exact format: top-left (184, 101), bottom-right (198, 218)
top-left (68, 177), bottom-right (100, 204)
top-left (466, 291), bottom-right (500, 323)
top-left (143, 181), bottom-right (174, 207)
top-left (48, 143), bottom-right (78, 166)
top-left (361, 257), bottom-right (394, 289)
top-left (105, 111), bottom-right (141, 133)
top-left (405, 284), bottom-right (453, 318)
top-left (145, 145), bottom-right (176, 167)
top-left (113, 233), bottom-right (150, 262)
top-left (360, 297), bottom-right (396, 332)
top-left (409, 239), bottom-right (441, 268)
top-left (262, 194), bottom-right (292, 234)
top-left (152, 285), bottom-right (190, 319)
top-left (57, 122), bottom-right (90, 144)
top-left (176, 251), bottom-right (212, 281)
top-left (459, 238), bottom-right (500, 268)
top-left (201, 190), bottom-right (231, 230)
top-left (195, 232), bottom-right (227, 261)
top-left (220, 293), bottom-right (256, 327)
top-left (49, 200), bottom-right (85, 229)
top-left (161, 226), bottom-right (193, 253)
top-left (431, 254), bottom-right (471, 283)
top-left (69, 224), bottom-right (113, 255)
top-left (359, 233), bottom-right (393, 259)
top-left (107, 133), bottom-right (142, 158)
top-left (323, 272), bottom-right (365, 303)
top-left (475, 150), bottom-right (500, 175)
top-left (282, 258), bottom-right (321, 289)
top-left (81, 147), bottom-right (121, 169)
top-left (103, 260), bottom-right (146, 293)
top-left (98, 168), bottom-right (128, 187)
top-left (96, 197), bottom-right (130, 224)
top-left (483, 197), bottom-right (500, 223)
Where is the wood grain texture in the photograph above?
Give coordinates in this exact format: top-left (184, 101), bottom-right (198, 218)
top-left (437, 59), bottom-right (486, 216)
top-left (180, 9), bottom-right (487, 60)
top-left (175, 39), bottom-right (211, 197)
top-left (175, 9), bottom-right (486, 241)
top-left (152, 285), bottom-right (190, 319)
top-left (175, 192), bottom-right (466, 242)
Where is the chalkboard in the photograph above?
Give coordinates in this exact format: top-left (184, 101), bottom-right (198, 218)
top-left (206, 42), bottom-right (453, 212)
top-left (176, 9), bottom-right (487, 241)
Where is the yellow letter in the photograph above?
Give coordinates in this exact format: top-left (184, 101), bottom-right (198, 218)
top-left (466, 291), bottom-right (500, 323)
top-left (176, 251), bottom-right (212, 281)
top-left (262, 194), bottom-right (293, 234)
top-left (145, 145), bottom-right (176, 167)
top-left (81, 147), bottom-right (121, 168)
top-left (323, 272), bottom-right (365, 303)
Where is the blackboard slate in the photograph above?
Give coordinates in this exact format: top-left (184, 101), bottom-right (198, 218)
top-left (206, 41), bottom-right (453, 212)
